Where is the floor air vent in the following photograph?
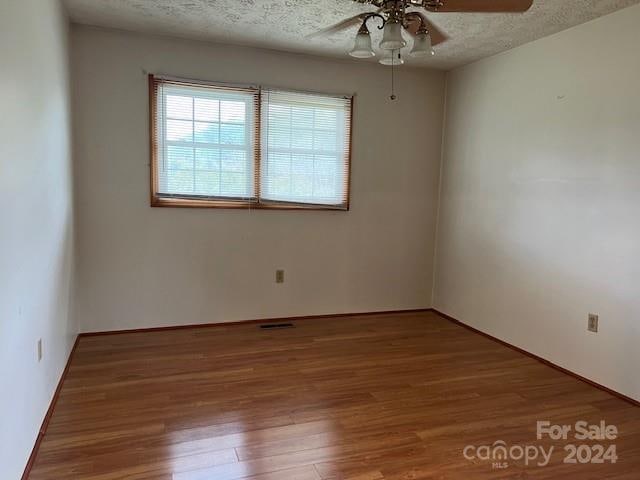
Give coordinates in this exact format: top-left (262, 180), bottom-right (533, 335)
top-left (259, 323), bottom-right (294, 329)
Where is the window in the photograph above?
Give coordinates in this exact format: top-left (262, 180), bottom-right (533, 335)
top-left (150, 77), bottom-right (259, 206)
top-left (150, 75), bottom-right (352, 209)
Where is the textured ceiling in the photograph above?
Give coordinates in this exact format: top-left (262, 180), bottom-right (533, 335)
top-left (63, 0), bottom-right (640, 70)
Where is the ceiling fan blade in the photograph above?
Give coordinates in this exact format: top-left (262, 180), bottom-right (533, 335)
top-left (306, 13), bottom-right (367, 39)
top-left (406, 13), bottom-right (448, 45)
top-left (430, 0), bottom-right (534, 13)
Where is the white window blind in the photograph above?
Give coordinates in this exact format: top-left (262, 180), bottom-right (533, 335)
top-left (261, 90), bottom-right (352, 209)
top-left (150, 76), bottom-right (352, 209)
top-left (152, 78), bottom-right (259, 201)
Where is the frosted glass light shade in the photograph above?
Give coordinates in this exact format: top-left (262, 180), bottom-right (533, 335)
top-left (409, 32), bottom-right (434, 57)
top-left (379, 50), bottom-right (404, 66)
top-left (349, 31), bottom-right (375, 58)
top-left (379, 20), bottom-right (406, 50)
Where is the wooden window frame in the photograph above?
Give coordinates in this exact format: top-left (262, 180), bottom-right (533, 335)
top-left (149, 75), bottom-right (352, 211)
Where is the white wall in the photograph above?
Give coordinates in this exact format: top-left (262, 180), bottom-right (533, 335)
top-left (0, 1), bottom-right (76, 478)
top-left (71, 26), bottom-right (445, 333)
top-left (434, 4), bottom-right (640, 401)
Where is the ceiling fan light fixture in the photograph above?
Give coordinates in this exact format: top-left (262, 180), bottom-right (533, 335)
top-left (349, 28), bottom-right (375, 58)
top-left (379, 50), bottom-right (404, 66)
top-left (409, 30), bottom-right (434, 57)
top-left (379, 19), bottom-right (406, 51)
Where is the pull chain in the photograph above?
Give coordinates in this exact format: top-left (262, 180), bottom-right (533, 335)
top-left (390, 49), bottom-right (397, 101)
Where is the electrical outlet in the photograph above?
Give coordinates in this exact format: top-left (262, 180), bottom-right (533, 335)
top-left (588, 314), bottom-right (599, 333)
top-left (276, 269), bottom-right (285, 283)
top-left (37, 339), bottom-right (43, 362)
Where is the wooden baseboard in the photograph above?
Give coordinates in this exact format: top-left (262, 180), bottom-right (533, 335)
top-left (430, 308), bottom-right (640, 408)
top-left (21, 335), bottom-right (80, 480)
top-left (79, 308), bottom-right (433, 336)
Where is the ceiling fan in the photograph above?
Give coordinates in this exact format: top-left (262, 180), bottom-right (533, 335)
top-left (311, 0), bottom-right (535, 65)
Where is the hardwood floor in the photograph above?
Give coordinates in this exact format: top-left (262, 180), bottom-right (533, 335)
top-left (28, 311), bottom-right (639, 479)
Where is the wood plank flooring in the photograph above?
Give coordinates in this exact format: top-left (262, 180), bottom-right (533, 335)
top-left (28, 311), bottom-right (639, 479)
